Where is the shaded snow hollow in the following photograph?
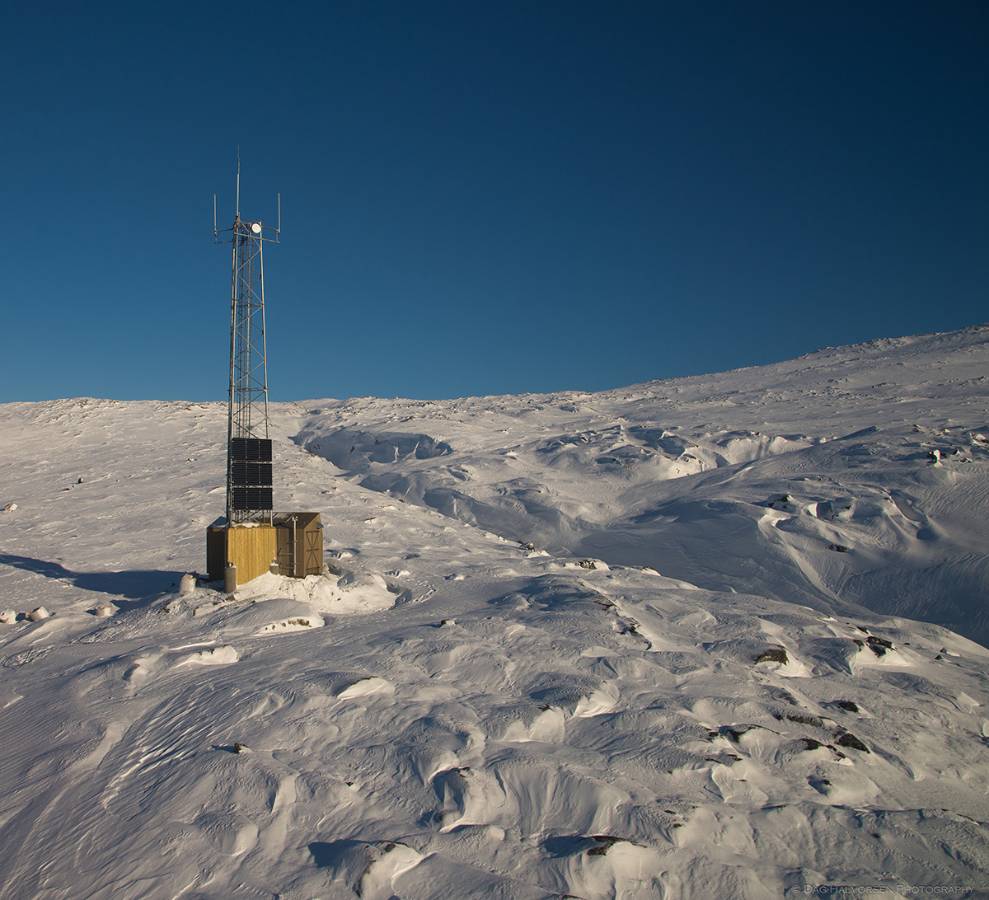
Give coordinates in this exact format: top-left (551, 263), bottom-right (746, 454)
top-left (0, 324), bottom-right (987, 898)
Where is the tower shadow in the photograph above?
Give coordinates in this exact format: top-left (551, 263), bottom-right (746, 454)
top-left (0, 554), bottom-right (185, 608)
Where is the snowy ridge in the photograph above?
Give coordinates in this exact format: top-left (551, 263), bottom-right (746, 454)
top-left (0, 325), bottom-right (987, 897)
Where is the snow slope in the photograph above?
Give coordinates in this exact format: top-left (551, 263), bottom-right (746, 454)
top-left (297, 324), bottom-right (989, 644)
top-left (0, 325), bottom-right (987, 898)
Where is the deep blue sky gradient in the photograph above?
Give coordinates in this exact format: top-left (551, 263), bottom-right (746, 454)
top-left (2, 2), bottom-right (987, 400)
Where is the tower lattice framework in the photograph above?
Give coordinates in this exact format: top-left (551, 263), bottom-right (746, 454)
top-left (215, 157), bottom-right (280, 524)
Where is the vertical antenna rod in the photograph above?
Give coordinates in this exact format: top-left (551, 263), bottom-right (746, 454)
top-left (235, 146), bottom-right (241, 220)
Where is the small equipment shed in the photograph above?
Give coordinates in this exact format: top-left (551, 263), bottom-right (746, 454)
top-left (206, 513), bottom-right (323, 587)
top-left (273, 512), bottom-right (323, 578)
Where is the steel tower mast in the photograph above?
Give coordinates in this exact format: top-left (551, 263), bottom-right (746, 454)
top-left (214, 153), bottom-right (281, 525)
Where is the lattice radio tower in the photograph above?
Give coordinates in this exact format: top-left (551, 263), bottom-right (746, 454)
top-left (213, 153), bottom-right (281, 525)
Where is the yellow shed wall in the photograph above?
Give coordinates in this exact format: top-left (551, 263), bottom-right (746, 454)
top-left (226, 525), bottom-right (277, 586)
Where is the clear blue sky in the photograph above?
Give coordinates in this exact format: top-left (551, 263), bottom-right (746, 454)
top-left (2, 2), bottom-right (986, 401)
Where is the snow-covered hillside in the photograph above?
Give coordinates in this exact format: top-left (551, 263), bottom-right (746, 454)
top-left (0, 325), bottom-right (987, 898)
top-left (294, 324), bottom-right (989, 644)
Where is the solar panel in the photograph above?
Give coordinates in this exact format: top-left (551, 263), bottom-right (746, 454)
top-left (231, 461), bottom-right (273, 486)
top-left (230, 437), bottom-right (272, 462)
top-left (231, 487), bottom-right (273, 510)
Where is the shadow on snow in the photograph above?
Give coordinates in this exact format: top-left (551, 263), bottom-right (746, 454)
top-left (0, 553), bottom-right (183, 606)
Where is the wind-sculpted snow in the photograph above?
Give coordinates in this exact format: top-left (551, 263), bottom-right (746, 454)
top-left (0, 325), bottom-right (988, 897)
top-left (294, 425), bottom-right (453, 473)
top-left (1, 557), bottom-right (988, 897)
top-left (297, 324), bottom-right (989, 645)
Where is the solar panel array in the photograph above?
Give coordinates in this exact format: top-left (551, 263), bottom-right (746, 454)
top-left (229, 438), bottom-right (273, 511)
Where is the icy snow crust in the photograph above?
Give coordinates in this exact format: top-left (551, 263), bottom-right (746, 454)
top-left (0, 325), bottom-right (987, 898)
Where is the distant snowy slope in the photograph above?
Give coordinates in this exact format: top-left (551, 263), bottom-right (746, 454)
top-left (296, 324), bottom-right (989, 644)
top-left (0, 325), bottom-right (987, 898)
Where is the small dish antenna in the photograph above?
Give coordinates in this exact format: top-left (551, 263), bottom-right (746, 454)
top-left (251, 222), bottom-right (262, 234)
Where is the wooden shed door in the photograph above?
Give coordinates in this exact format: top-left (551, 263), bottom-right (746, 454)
top-left (305, 526), bottom-right (322, 575)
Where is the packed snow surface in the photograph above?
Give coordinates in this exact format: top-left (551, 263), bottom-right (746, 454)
top-left (0, 325), bottom-right (988, 898)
